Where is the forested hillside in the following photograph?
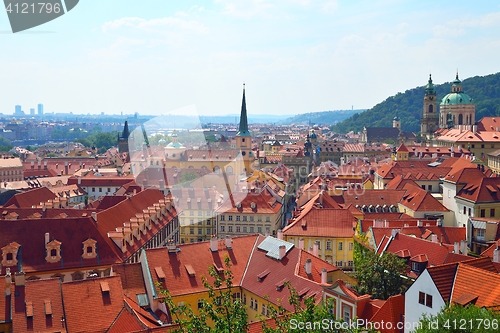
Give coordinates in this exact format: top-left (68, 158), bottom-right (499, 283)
top-left (282, 109), bottom-right (364, 125)
top-left (332, 72), bottom-right (500, 133)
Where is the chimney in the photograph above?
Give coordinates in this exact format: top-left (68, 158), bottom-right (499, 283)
top-left (454, 242), bottom-right (460, 253)
top-left (436, 219), bottom-right (442, 227)
top-left (210, 235), bottom-right (218, 252)
top-left (64, 161), bottom-right (69, 175)
top-left (159, 178), bottom-right (165, 190)
top-left (4, 268), bottom-right (11, 296)
top-left (308, 247), bottom-right (313, 254)
top-left (91, 212), bottom-right (97, 223)
top-left (279, 245), bottom-right (286, 260)
top-left (391, 229), bottom-right (398, 238)
top-left (305, 258), bottom-right (312, 275)
top-left (417, 220), bottom-right (423, 227)
top-left (494, 246), bottom-right (500, 263)
top-left (44, 161), bottom-right (47, 170)
top-left (313, 241), bottom-right (319, 257)
top-left (77, 177), bottom-right (81, 185)
top-left (14, 271), bottom-right (25, 286)
top-left (31, 161), bottom-right (34, 169)
top-left (45, 232), bottom-right (50, 244)
top-left (460, 240), bottom-right (467, 255)
top-left (38, 161), bottom-right (41, 169)
top-left (299, 238), bottom-right (304, 250)
top-left (225, 235), bottom-right (232, 250)
top-left (431, 234), bottom-right (438, 243)
top-left (321, 268), bottom-right (327, 284)
top-left (472, 125), bottom-right (477, 134)
top-left (277, 229), bottom-right (283, 240)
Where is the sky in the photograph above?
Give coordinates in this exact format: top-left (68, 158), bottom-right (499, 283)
top-left (1, 0), bottom-right (500, 117)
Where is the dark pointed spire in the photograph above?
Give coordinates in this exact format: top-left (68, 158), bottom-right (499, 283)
top-left (122, 121), bottom-right (130, 139)
top-left (236, 83), bottom-right (250, 137)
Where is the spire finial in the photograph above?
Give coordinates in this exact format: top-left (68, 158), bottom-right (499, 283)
top-left (456, 68), bottom-right (459, 79)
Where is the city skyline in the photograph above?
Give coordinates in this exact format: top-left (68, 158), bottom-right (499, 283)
top-left (1, 1), bottom-right (500, 116)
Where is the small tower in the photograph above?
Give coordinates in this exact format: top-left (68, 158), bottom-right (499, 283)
top-left (235, 83), bottom-right (253, 175)
top-left (393, 143), bottom-right (409, 161)
top-left (421, 74), bottom-right (439, 141)
top-left (393, 115), bottom-right (401, 130)
top-left (118, 121), bottom-right (130, 162)
top-left (439, 71), bottom-right (475, 129)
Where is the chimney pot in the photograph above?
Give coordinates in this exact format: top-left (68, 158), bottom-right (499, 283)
top-left (321, 268), bottom-right (327, 285)
top-left (305, 258), bottom-right (312, 275)
top-left (45, 232), bottom-right (50, 244)
top-left (225, 235), bottom-right (232, 249)
top-left (299, 238), bottom-right (304, 250)
top-left (210, 235), bottom-right (218, 252)
top-left (279, 245), bottom-right (286, 260)
top-left (277, 229), bottom-right (283, 240)
top-left (313, 241), bottom-right (319, 257)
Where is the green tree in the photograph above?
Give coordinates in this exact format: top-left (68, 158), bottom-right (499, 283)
top-left (157, 256), bottom-right (248, 333)
top-left (353, 242), bottom-right (408, 299)
top-left (414, 304), bottom-right (500, 333)
top-left (180, 170), bottom-right (199, 184)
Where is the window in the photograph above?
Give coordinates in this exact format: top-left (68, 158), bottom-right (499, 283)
top-left (343, 305), bottom-right (351, 322)
top-left (220, 226), bottom-right (225, 232)
top-left (99, 188), bottom-right (102, 192)
top-left (236, 226), bottom-right (241, 233)
top-left (491, 209), bottom-right (496, 217)
top-left (198, 211), bottom-right (202, 216)
top-left (206, 220), bottom-right (211, 225)
top-left (6, 253), bottom-right (13, 261)
top-left (326, 241), bottom-right (332, 250)
top-left (190, 219), bottom-right (194, 225)
top-left (477, 229), bottom-right (485, 240)
top-left (254, 299), bottom-right (258, 310)
top-left (426, 294), bottom-right (433, 308)
top-left (190, 211), bottom-right (194, 216)
top-left (419, 292), bottom-right (425, 305)
top-left (198, 299), bottom-right (204, 309)
top-left (336, 261), bottom-right (343, 267)
top-left (428, 185), bottom-right (433, 192)
top-left (243, 216), bottom-right (247, 222)
top-left (228, 226), bottom-right (233, 232)
top-left (266, 216), bottom-right (271, 222)
top-left (468, 208), bottom-right (472, 216)
top-left (481, 209), bottom-right (486, 217)
top-left (348, 242), bottom-right (353, 251)
top-left (481, 144), bottom-right (485, 149)
top-left (338, 242), bottom-right (343, 251)
top-left (472, 144), bottom-right (475, 148)
top-left (190, 228), bottom-right (194, 235)
top-left (198, 228), bottom-right (202, 235)
top-left (250, 298), bottom-right (255, 309)
top-left (250, 216), bottom-right (254, 222)
top-left (258, 227), bottom-right (262, 233)
top-left (421, 185), bottom-right (426, 190)
top-left (348, 260), bottom-right (353, 267)
top-left (220, 215), bottom-right (225, 221)
top-left (243, 226), bottom-right (247, 233)
top-left (228, 215), bottom-right (233, 221)
top-left (50, 249), bottom-right (57, 257)
top-left (261, 303), bottom-right (267, 316)
top-left (463, 206), bottom-right (466, 214)
top-left (92, 187), bottom-right (95, 192)
top-left (236, 216), bottom-right (241, 221)
top-left (250, 226), bottom-right (254, 233)
top-left (242, 293), bottom-right (247, 304)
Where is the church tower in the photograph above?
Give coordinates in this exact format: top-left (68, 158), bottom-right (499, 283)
top-left (118, 120), bottom-right (130, 162)
top-left (439, 72), bottom-right (475, 129)
top-left (235, 84), bottom-right (253, 175)
top-left (420, 74), bottom-right (439, 142)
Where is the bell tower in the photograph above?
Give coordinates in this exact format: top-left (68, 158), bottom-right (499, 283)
top-left (235, 84), bottom-right (253, 175)
top-left (421, 74), bottom-right (438, 142)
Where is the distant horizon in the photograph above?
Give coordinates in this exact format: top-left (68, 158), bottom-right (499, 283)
top-left (1, 1), bottom-right (500, 116)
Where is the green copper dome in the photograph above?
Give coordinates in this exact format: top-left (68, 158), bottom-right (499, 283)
top-left (441, 92), bottom-right (473, 105)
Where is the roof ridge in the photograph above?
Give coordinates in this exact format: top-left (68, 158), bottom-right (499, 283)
top-left (240, 235), bottom-right (261, 286)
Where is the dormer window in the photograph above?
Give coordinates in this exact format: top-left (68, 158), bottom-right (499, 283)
top-left (2, 242), bottom-right (21, 266)
top-left (82, 238), bottom-right (97, 259)
top-left (45, 240), bottom-right (62, 263)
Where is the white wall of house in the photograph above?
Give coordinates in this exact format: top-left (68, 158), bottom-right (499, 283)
top-left (404, 269), bottom-right (446, 333)
top-left (442, 181), bottom-right (459, 226)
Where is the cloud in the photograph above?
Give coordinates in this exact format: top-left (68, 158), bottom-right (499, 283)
top-left (433, 25), bottom-right (466, 38)
top-left (214, 0), bottom-right (276, 19)
top-left (102, 17), bottom-right (208, 35)
top-left (321, 0), bottom-right (339, 14)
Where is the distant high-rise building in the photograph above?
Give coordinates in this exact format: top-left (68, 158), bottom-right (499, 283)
top-left (30, 108), bottom-right (35, 116)
top-left (37, 103), bottom-right (43, 115)
top-left (14, 105), bottom-right (24, 116)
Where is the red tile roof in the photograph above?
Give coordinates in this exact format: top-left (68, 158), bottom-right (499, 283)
top-left (400, 183), bottom-right (449, 212)
top-left (0, 216), bottom-right (123, 275)
top-left (451, 264), bottom-right (500, 308)
top-left (215, 188), bottom-right (282, 215)
top-left (106, 307), bottom-right (145, 333)
top-left (146, 235), bottom-right (258, 298)
top-left (3, 187), bottom-right (56, 208)
top-left (456, 177), bottom-right (500, 203)
top-left (242, 236), bottom-right (338, 312)
top-left (283, 208), bottom-right (356, 238)
top-left (12, 278), bottom-right (65, 333)
top-left (113, 263), bottom-right (147, 299)
top-left (342, 189), bottom-right (406, 208)
top-left (62, 276), bottom-right (125, 333)
top-left (368, 294), bottom-right (405, 333)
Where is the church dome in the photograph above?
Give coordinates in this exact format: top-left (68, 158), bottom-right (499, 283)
top-left (309, 130), bottom-right (317, 139)
top-left (441, 92), bottom-right (473, 105)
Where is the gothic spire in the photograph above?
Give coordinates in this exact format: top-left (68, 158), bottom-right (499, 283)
top-left (236, 83), bottom-right (250, 137)
top-left (122, 121), bottom-right (130, 139)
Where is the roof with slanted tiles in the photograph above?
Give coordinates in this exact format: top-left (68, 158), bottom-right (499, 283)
top-left (400, 183), bottom-right (449, 212)
top-left (112, 263), bottom-right (147, 299)
top-left (2, 187), bottom-right (56, 208)
top-left (451, 264), bottom-right (500, 308)
top-left (456, 177), bottom-right (500, 203)
top-left (368, 294), bottom-right (405, 333)
top-left (62, 276), bottom-right (125, 333)
top-left (12, 278), bottom-right (65, 333)
top-left (283, 208), bottom-right (356, 238)
top-left (145, 235), bottom-right (258, 298)
top-left (342, 189), bottom-right (406, 208)
top-left (215, 188), bottom-right (282, 215)
top-left (0, 217), bottom-right (123, 275)
top-left (106, 307), bottom-right (145, 333)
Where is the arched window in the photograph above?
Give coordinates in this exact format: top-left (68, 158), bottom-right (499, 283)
top-left (213, 166), bottom-right (221, 174)
top-left (428, 104), bottom-right (433, 113)
top-left (226, 166), bottom-right (233, 174)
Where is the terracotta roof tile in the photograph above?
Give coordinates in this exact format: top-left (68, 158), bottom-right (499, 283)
top-left (368, 294), bottom-right (405, 333)
top-left (2, 187), bottom-right (56, 208)
top-left (283, 208), bottom-right (356, 238)
top-left (62, 276), bottom-right (125, 333)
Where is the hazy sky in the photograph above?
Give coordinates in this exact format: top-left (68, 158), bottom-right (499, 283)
top-left (1, 0), bottom-right (500, 117)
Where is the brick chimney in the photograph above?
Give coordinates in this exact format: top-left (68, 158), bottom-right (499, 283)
top-left (305, 258), bottom-right (312, 275)
top-left (210, 235), bottom-right (218, 252)
top-left (313, 241), bottom-right (319, 257)
top-left (279, 245), bottom-right (286, 260)
top-left (277, 229), bottom-right (283, 240)
top-left (299, 238), bottom-right (304, 250)
top-left (4, 268), bottom-right (11, 296)
top-left (321, 268), bottom-right (327, 284)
